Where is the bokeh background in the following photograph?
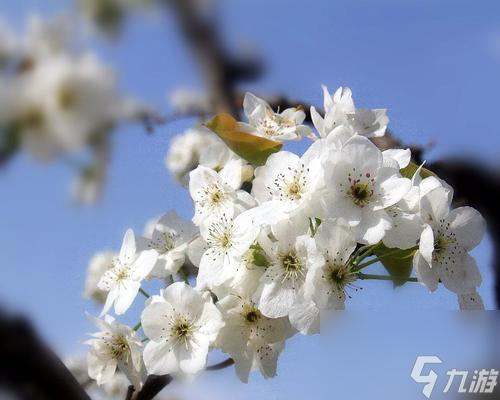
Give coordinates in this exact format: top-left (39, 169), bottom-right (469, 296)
top-left (0, 0), bottom-right (499, 399)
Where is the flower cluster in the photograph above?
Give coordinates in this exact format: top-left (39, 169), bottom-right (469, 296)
top-left (0, 15), bottom-right (149, 203)
top-left (86, 86), bottom-right (486, 389)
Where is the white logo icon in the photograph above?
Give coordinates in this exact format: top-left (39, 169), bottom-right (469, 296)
top-left (411, 356), bottom-right (443, 399)
top-left (411, 356), bottom-right (498, 398)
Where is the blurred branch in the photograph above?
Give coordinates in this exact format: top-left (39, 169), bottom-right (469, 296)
top-left (0, 309), bottom-right (91, 400)
top-left (163, 0), bottom-right (262, 116)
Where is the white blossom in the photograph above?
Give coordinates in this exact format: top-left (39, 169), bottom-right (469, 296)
top-left (216, 294), bottom-right (288, 382)
top-left (86, 315), bottom-right (144, 388)
top-left (323, 135), bottom-right (411, 244)
top-left (240, 92), bottom-right (312, 141)
top-left (251, 151), bottom-right (323, 221)
top-left (305, 219), bottom-right (357, 311)
top-left (98, 229), bottom-right (157, 315)
top-left (311, 85), bottom-right (388, 138)
top-left (413, 186), bottom-right (486, 295)
top-left (196, 211), bottom-right (261, 290)
top-left (141, 282), bottom-right (223, 375)
top-left (189, 160), bottom-right (255, 226)
top-left (141, 211), bottom-right (197, 278)
top-left (14, 52), bottom-right (139, 160)
top-left (253, 220), bottom-right (323, 319)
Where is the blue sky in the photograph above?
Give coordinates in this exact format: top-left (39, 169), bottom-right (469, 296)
top-left (0, 1), bottom-right (499, 399)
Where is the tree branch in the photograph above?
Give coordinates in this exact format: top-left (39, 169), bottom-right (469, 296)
top-left (132, 374), bottom-right (173, 400)
top-left (0, 309), bottom-right (91, 400)
top-left (206, 358), bottom-right (234, 371)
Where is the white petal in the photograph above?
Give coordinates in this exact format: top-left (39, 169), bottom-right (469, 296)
top-left (439, 253), bottom-right (482, 295)
top-left (310, 106), bottom-right (325, 136)
top-left (187, 236), bottom-right (208, 267)
top-left (100, 286), bottom-right (118, 317)
top-left (447, 207), bottom-right (486, 251)
top-left (383, 149), bottom-right (411, 169)
top-left (314, 219), bottom-right (356, 264)
top-left (419, 224), bottom-right (435, 266)
top-left (289, 298), bottom-right (320, 335)
top-left (413, 252), bottom-right (439, 292)
top-left (421, 186), bottom-right (451, 222)
top-left (234, 356), bottom-right (253, 383)
top-left (354, 210), bottom-right (391, 245)
top-left (341, 135), bottom-right (383, 173)
top-left (143, 340), bottom-right (178, 375)
top-left (458, 291), bottom-right (485, 310)
top-left (383, 211), bottom-right (422, 250)
top-left (255, 341), bottom-right (284, 379)
top-left (141, 301), bottom-right (175, 341)
top-left (376, 173), bottom-right (412, 209)
top-left (114, 281), bottom-right (141, 315)
top-left (164, 282), bottom-right (205, 316)
top-left (133, 250), bottom-right (158, 279)
top-left (178, 335), bottom-right (210, 374)
top-left (243, 92), bottom-right (265, 118)
top-left (220, 158), bottom-right (244, 190)
top-left (255, 266), bottom-right (297, 318)
top-left (120, 229), bottom-right (137, 264)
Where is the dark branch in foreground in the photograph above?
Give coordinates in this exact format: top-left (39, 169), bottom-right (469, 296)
top-left (131, 374), bottom-right (173, 400)
top-left (129, 358), bottom-right (235, 399)
top-left (0, 309), bottom-right (91, 400)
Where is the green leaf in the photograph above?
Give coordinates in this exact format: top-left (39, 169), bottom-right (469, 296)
top-left (373, 243), bottom-right (417, 287)
top-left (204, 113), bottom-right (282, 166)
top-left (400, 161), bottom-right (435, 179)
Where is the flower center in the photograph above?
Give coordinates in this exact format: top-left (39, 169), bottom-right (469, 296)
top-left (220, 231), bottom-right (232, 249)
top-left (207, 218), bottom-right (234, 253)
top-left (57, 86), bottom-right (77, 111)
top-left (198, 183), bottom-right (227, 210)
top-left (351, 182), bottom-right (373, 205)
top-left (108, 335), bottom-right (129, 361)
top-left (259, 111), bottom-right (293, 137)
top-left (114, 266), bottom-right (130, 282)
top-left (210, 189), bottom-right (224, 204)
top-left (287, 181), bottom-right (303, 200)
top-left (272, 164), bottom-right (309, 202)
top-left (241, 304), bottom-right (262, 325)
top-left (151, 231), bottom-right (179, 254)
top-left (326, 263), bottom-right (357, 292)
top-left (343, 169), bottom-right (376, 207)
top-left (279, 250), bottom-right (304, 282)
top-left (172, 317), bottom-right (193, 343)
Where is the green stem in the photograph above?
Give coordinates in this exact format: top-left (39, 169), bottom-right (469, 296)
top-left (358, 273), bottom-right (418, 283)
top-left (132, 322), bottom-right (141, 332)
top-left (353, 245), bottom-right (419, 272)
top-left (139, 288), bottom-right (151, 298)
top-left (353, 243), bottom-right (380, 264)
top-left (178, 267), bottom-right (189, 284)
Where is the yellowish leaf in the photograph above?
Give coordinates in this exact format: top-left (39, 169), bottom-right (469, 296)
top-left (204, 113), bottom-right (282, 166)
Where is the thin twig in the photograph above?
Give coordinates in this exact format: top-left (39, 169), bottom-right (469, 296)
top-left (206, 358), bottom-right (234, 371)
